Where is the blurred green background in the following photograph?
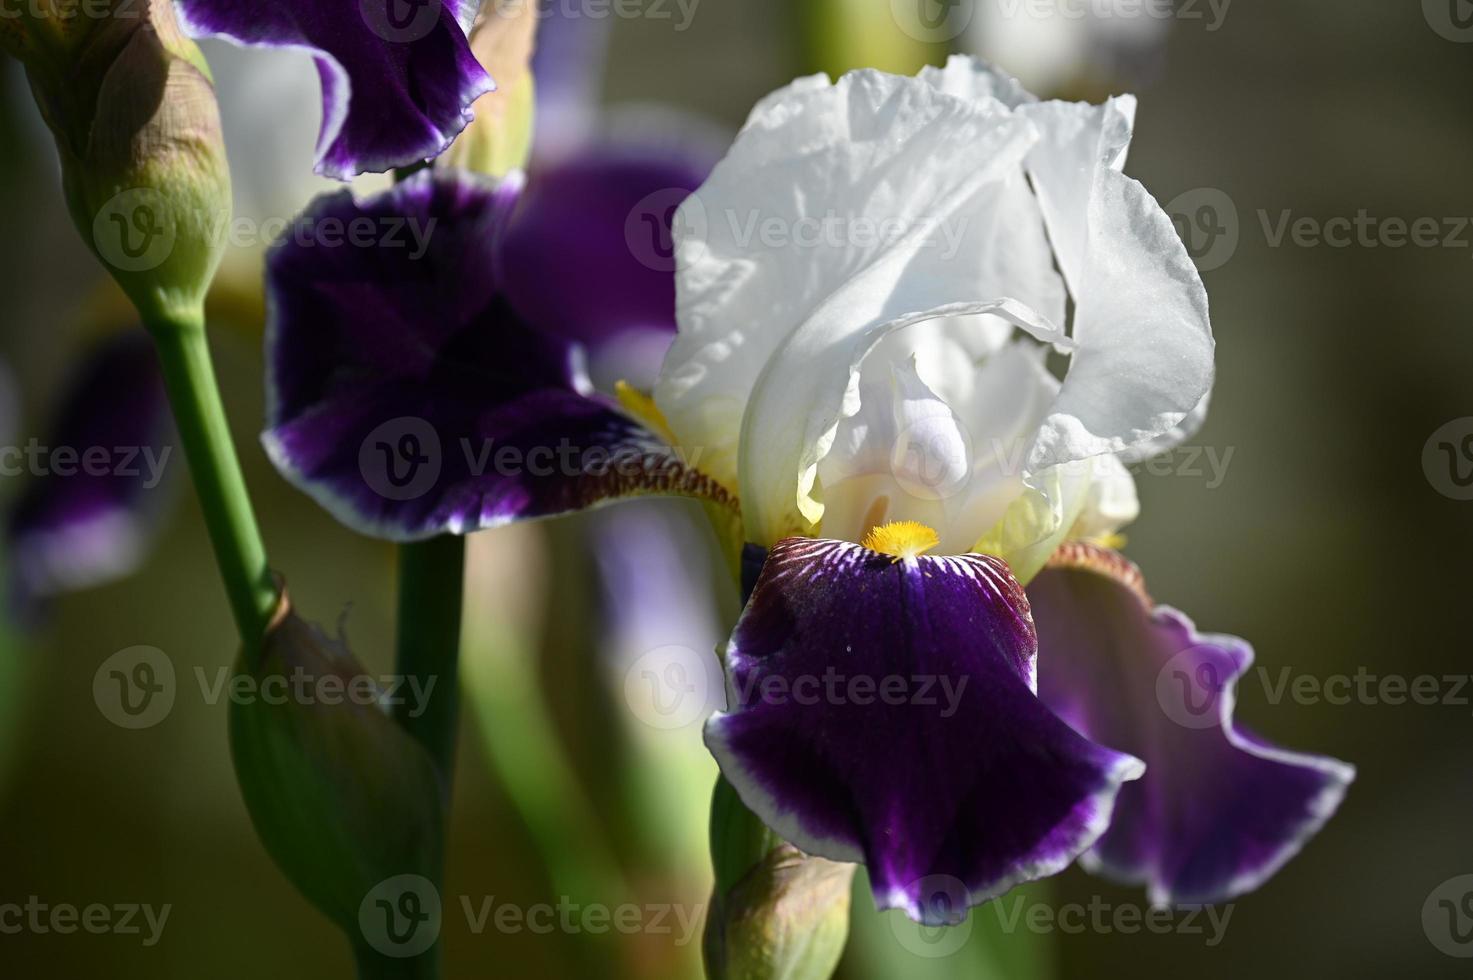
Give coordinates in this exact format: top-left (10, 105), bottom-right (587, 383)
top-left (1, 0), bottom-right (1471, 976)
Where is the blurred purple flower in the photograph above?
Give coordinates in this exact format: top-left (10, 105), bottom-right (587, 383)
top-left (7, 330), bottom-right (176, 606)
top-left (262, 169), bottom-right (730, 540)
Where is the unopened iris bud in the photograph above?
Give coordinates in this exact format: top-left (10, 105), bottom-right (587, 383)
top-left (440, 0), bottom-right (537, 178)
top-left (230, 586), bottom-right (445, 966)
top-left (8, 0), bottom-right (230, 325)
top-left (705, 778), bottom-right (855, 980)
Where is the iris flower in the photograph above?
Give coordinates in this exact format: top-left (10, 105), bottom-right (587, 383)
top-left (6, 330), bottom-right (175, 610)
top-left (177, 0), bottom-right (492, 178)
top-left (263, 56), bottom-right (1352, 923)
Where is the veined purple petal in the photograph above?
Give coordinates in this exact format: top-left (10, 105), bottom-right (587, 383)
top-left (264, 170), bottom-right (732, 541)
top-left (1029, 544), bottom-right (1355, 906)
top-left (178, 0), bottom-right (492, 178)
top-left (705, 537), bottom-right (1144, 924)
top-left (8, 331), bottom-right (175, 600)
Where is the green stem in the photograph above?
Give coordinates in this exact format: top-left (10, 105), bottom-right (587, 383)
top-left (382, 535), bottom-right (465, 980)
top-left (146, 312), bottom-right (277, 648)
top-left (393, 535), bottom-right (466, 797)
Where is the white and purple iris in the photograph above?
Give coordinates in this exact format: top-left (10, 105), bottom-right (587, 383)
top-left (261, 57), bottom-right (1353, 924)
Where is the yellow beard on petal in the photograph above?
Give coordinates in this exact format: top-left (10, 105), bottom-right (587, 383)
top-left (861, 521), bottom-right (940, 563)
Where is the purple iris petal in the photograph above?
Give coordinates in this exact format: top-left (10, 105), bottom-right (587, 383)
top-left (264, 170), bottom-right (731, 540)
top-left (499, 148), bottom-right (712, 360)
top-left (8, 331), bottom-right (175, 600)
top-left (1029, 546), bottom-right (1355, 905)
top-left (705, 537), bottom-right (1145, 924)
top-left (178, 0), bottom-right (492, 178)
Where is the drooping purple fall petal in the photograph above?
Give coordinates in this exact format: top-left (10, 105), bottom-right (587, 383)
top-left (263, 169), bottom-right (732, 541)
top-left (1029, 543), bottom-right (1355, 905)
top-left (705, 537), bottom-right (1144, 924)
top-left (178, 0), bottom-right (492, 178)
top-left (8, 330), bottom-right (175, 601)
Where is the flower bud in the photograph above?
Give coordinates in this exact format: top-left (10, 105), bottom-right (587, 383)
top-left (705, 778), bottom-right (855, 980)
top-left (230, 586), bottom-right (444, 963)
top-left (9, 0), bottom-right (230, 325)
top-left (440, 0), bottom-right (538, 178)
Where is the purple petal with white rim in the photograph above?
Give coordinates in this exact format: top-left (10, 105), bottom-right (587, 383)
top-left (705, 537), bottom-right (1144, 924)
top-left (8, 330), bottom-right (175, 600)
top-left (177, 0), bottom-right (492, 178)
top-left (1029, 543), bottom-right (1355, 905)
top-left (263, 169), bottom-right (732, 541)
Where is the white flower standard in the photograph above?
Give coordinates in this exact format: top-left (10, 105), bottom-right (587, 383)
top-left (654, 56), bottom-right (1212, 581)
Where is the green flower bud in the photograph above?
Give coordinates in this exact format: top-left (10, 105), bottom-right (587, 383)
top-left (7, 0), bottom-right (230, 325)
top-left (230, 587), bottom-right (445, 970)
top-left (705, 778), bottom-right (856, 980)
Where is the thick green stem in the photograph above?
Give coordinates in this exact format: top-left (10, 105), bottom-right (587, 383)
top-left (394, 535), bottom-right (466, 797)
top-left (146, 313), bottom-right (277, 648)
top-left (381, 535), bottom-right (465, 980)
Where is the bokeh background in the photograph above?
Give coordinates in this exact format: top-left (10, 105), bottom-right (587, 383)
top-left (1, 0), bottom-right (1471, 976)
